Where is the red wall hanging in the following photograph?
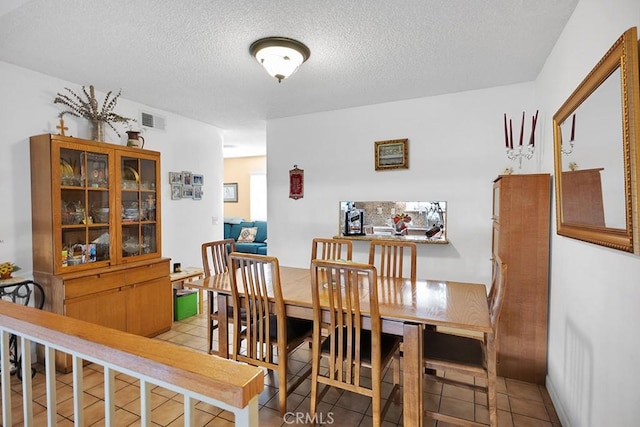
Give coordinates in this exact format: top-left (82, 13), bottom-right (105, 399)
top-left (289, 165), bottom-right (304, 200)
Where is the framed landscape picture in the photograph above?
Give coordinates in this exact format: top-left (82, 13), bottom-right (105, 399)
top-left (375, 138), bottom-right (409, 170)
top-left (224, 183), bottom-right (238, 202)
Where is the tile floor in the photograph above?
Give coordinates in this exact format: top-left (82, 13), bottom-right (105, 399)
top-left (3, 313), bottom-right (561, 426)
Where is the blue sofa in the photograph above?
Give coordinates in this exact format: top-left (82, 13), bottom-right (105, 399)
top-left (224, 220), bottom-right (267, 255)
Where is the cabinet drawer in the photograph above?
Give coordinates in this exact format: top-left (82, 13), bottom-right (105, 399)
top-left (65, 271), bottom-right (126, 299)
top-left (125, 261), bottom-right (169, 284)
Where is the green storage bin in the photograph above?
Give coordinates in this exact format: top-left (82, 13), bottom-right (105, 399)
top-left (174, 289), bottom-right (197, 321)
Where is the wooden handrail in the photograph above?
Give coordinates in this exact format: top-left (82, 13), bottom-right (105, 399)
top-left (0, 299), bottom-right (263, 409)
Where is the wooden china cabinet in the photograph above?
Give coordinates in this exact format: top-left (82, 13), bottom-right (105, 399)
top-left (29, 134), bottom-right (171, 372)
top-left (492, 174), bottom-right (550, 384)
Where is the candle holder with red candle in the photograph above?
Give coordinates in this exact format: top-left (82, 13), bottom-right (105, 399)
top-left (504, 110), bottom-right (538, 170)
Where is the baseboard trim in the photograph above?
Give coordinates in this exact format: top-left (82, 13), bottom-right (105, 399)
top-left (546, 374), bottom-right (570, 426)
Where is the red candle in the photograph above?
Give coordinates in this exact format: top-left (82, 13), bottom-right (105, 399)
top-left (504, 114), bottom-right (509, 148)
top-left (509, 119), bottom-right (513, 149)
top-left (532, 110), bottom-right (539, 146)
top-left (519, 111), bottom-right (525, 146)
top-left (529, 116), bottom-right (535, 146)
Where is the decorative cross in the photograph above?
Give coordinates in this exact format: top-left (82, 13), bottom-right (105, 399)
top-left (56, 118), bottom-right (68, 136)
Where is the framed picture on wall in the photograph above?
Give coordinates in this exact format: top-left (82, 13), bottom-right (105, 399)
top-left (193, 174), bottom-right (204, 185)
top-left (375, 138), bottom-right (409, 170)
top-left (169, 172), bottom-right (182, 184)
top-left (224, 183), bottom-right (238, 202)
top-left (193, 185), bottom-right (203, 200)
top-left (171, 184), bottom-right (182, 200)
top-left (181, 185), bottom-right (194, 198)
top-left (182, 171), bottom-right (192, 186)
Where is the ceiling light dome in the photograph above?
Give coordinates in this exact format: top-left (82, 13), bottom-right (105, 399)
top-left (250, 37), bottom-right (310, 83)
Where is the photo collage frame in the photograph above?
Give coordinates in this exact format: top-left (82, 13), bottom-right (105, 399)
top-left (169, 171), bottom-right (204, 200)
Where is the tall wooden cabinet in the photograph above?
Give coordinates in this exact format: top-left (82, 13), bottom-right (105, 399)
top-left (492, 174), bottom-right (550, 384)
top-left (30, 134), bottom-right (172, 372)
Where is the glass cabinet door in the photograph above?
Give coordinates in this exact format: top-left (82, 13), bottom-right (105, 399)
top-left (118, 153), bottom-right (159, 261)
top-left (57, 144), bottom-right (113, 271)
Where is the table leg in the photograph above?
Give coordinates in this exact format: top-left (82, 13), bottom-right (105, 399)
top-left (217, 293), bottom-right (229, 358)
top-left (402, 322), bottom-right (423, 427)
top-left (198, 289), bottom-right (204, 315)
top-left (207, 290), bottom-right (215, 354)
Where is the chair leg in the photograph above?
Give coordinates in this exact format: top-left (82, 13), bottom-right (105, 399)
top-left (309, 335), bottom-right (321, 427)
top-left (393, 352), bottom-right (400, 385)
top-left (487, 381), bottom-right (498, 427)
top-left (379, 351), bottom-right (402, 424)
top-left (372, 357), bottom-right (383, 427)
top-left (487, 368), bottom-right (498, 426)
top-left (487, 340), bottom-right (498, 427)
top-left (372, 393), bottom-right (382, 427)
top-left (278, 361), bottom-right (288, 417)
top-left (309, 380), bottom-right (318, 426)
top-left (208, 314), bottom-right (215, 354)
top-left (207, 292), bottom-right (218, 354)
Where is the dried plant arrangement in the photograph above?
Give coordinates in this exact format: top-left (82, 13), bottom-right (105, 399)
top-left (54, 85), bottom-right (135, 138)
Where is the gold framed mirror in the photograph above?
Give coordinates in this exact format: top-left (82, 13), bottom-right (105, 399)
top-left (553, 27), bottom-right (640, 253)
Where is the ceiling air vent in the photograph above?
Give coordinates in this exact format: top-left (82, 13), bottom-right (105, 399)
top-left (140, 112), bottom-right (166, 131)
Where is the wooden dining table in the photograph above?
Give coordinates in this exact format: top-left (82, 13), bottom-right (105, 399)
top-left (186, 266), bottom-right (491, 427)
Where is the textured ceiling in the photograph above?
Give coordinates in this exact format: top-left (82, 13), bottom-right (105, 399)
top-left (0, 0), bottom-right (578, 157)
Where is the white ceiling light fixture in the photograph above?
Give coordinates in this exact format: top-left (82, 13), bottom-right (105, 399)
top-left (250, 37), bottom-right (310, 83)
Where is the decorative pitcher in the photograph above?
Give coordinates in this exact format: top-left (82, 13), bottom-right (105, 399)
top-left (126, 131), bottom-right (145, 148)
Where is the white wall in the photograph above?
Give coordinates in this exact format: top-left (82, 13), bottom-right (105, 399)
top-left (268, 1), bottom-right (640, 425)
top-left (3, 1), bottom-right (639, 423)
top-left (536, 0), bottom-right (640, 425)
top-left (267, 82), bottom-right (537, 285)
top-left (0, 62), bottom-right (224, 276)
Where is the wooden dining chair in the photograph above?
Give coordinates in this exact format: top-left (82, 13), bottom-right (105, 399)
top-left (228, 252), bottom-right (314, 417)
top-left (201, 239), bottom-right (236, 354)
top-left (487, 255), bottom-right (503, 314)
top-left (309, 259), bottom-right (401, 427)
top-left (310, 237), bottom-right (353, 261)
top-left (368, 240), bottom-right (417, 281)
top-left (202, 238), bottom-right (235, 276)
top-left (422, 257), bottom-right (507, 427)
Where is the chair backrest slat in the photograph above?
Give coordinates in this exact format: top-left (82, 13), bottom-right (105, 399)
top-left (311, 238), bottom-right (353, 261)
top-left (489, 256), bottom-right (507, 333)
top-left (202, 239), bottom-right (236, 276)
top-left (368, 241), bottom-right (417, 281)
